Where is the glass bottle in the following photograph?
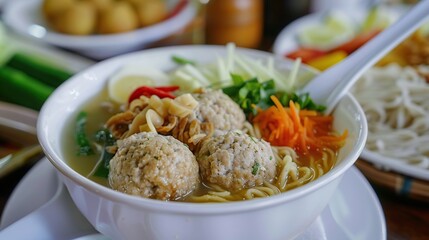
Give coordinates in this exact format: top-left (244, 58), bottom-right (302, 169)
top-left (205, 0), bottom-right (263, 49)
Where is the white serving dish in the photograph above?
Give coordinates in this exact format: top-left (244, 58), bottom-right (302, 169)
top-left (2, 0), bottom-right (197, 60)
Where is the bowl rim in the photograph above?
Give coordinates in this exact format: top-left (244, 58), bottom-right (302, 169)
top-left (38, 45), bottom-right (368, 215)
top-left (2, 0), bottom-right (196, 49)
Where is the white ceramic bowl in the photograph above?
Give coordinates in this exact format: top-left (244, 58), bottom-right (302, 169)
top-left (2, 0), bottom-right (196, 60)
top-left (37, 45), bottom-right (368, 240)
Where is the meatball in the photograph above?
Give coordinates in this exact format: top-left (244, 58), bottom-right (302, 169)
top-left (192, 90), bottom-right (245, 131)
top-left (196, 131), bottom-right (276, 191)
top-left (109, 132), bottom-right (199, 200)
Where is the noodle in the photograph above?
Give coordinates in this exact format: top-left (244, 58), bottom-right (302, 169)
top-left (106, 94), bottom-right (213, 151)
top-left (351, 64), bottom-right (429, 169)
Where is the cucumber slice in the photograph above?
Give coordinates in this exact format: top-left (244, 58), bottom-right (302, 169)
top-left (5, 52), bottom-right (73, 88)
top-left (361, 6), bottom-right (393, 32)
top-left (0, 66), bottom-right (54, 110)
top-left (297, 11), bottom-right (356, 51)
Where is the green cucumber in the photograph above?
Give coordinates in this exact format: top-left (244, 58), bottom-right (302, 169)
top-left (5, 52), bottom-right (73, 88)
top-left (0, 66), bottom-right (54, 110)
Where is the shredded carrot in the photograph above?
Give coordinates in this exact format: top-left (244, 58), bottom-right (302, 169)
top-left (253, 95), bottom-right (348, 154)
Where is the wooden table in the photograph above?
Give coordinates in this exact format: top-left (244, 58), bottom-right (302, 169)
top-left (375, 186), bottom-right (429, 240)
top-left (355, 160), bottom-right (429, 240)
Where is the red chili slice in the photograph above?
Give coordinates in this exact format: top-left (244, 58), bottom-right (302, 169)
top-left (128, 86), bottom-right (177, 103)
top-left (285, 48), bottom-right (327, 64)
top-left (154, 86), bottom-right (180, 92)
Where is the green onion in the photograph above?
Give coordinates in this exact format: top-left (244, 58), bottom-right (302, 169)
top-left (92, 128), bottom-right (116, 178)
top-left (276, 92), bottom-right (326, 112)
top-left (172, 55), bottom-right (196, 65)
top-left (223, 73), bottom-right (325, 116)
top-left (75, 111), bottom-right (94, 156)
top-left (252, 162), bottom-right (260, 175)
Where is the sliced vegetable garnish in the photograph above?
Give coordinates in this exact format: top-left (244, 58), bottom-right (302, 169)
top-left (108, 65), bottom-right (171, 104)
top-left (253, 96), bottom-right (347, 153)
top-left (75, 111), bottom-right (94, 156)
top-left (222, 74), bottom-right (325, 115)
top-left (92, 128), bottom-right (116, 178)
top-left (306, 50), bottom-right (347, 71)
top-left (276, 92), bottom-right (326, 112)
top-left (361, 6), bottom-right (393, 32)
top-left (171, 43), bottom-right (301, 93)
top-left (153, 85), bottom-right (180, 92)
top-left (297, 11), bottom-right (355, 51)
top-left (222, 75), bottom-right (275, 115)
top-left (5, 52), bottom-right (73, 88)
top-left (128, 85), bottom-right (178, 103)
top-left (285, 48), bottom-right (326, 63)
top-left (172, 55), bottom-right (196, 65)
top-left (330, 29), bottom-right (381, 54)
top-left (0, 66), bottom-right (54, 110)
top-left (251, 162), bottom-right (260, 175)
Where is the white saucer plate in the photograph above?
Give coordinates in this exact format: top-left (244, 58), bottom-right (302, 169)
top-left (0, 158), bottom-right (386, 240)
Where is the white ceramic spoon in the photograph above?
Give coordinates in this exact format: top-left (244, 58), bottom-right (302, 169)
top-left (300, 0), bottom-right (429, 114)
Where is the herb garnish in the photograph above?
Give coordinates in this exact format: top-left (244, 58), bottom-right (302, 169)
top-left (93, 128), bottom-right (116, 178)
top-left (222, 74), bottom-right (326, 116)
top-left (172, 55), bottom-right (196, 65)
top-left (75, 111), bottom-right (94, 156)
top-left (252, 162), bottom-right (260, 175)
top-left (222, 74), bottom-right (275, 115)
top-left (276, 92), bottom-right (326, 112)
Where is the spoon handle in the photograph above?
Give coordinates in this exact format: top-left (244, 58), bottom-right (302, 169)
top-left (301, 0), bottom-right (429, 114)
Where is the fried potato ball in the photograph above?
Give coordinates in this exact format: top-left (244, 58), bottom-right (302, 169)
top-left (42, 0), bottom-right (74, 20)
top-left (87, 0), bottom-right (112, 11)
top-left (52, 1), bottom-right (97, 35)
top-left (96, 1), bottom-right (139, 34)
top-left (42, 0), bottom-right (169, 35)
top-left (134, 0), bottom-right (168, 27)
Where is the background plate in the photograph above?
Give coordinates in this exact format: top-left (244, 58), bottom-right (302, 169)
top-left (272, 5), bottom-right (429, 185)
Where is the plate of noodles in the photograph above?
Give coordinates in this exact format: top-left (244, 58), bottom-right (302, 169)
top-left (351, 64), bottom-right (429, 182)
top-left (349, 12), bottom-right (429, 183)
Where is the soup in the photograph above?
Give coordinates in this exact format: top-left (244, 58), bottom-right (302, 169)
top-left (64, 49), bottom-right (347, 202)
